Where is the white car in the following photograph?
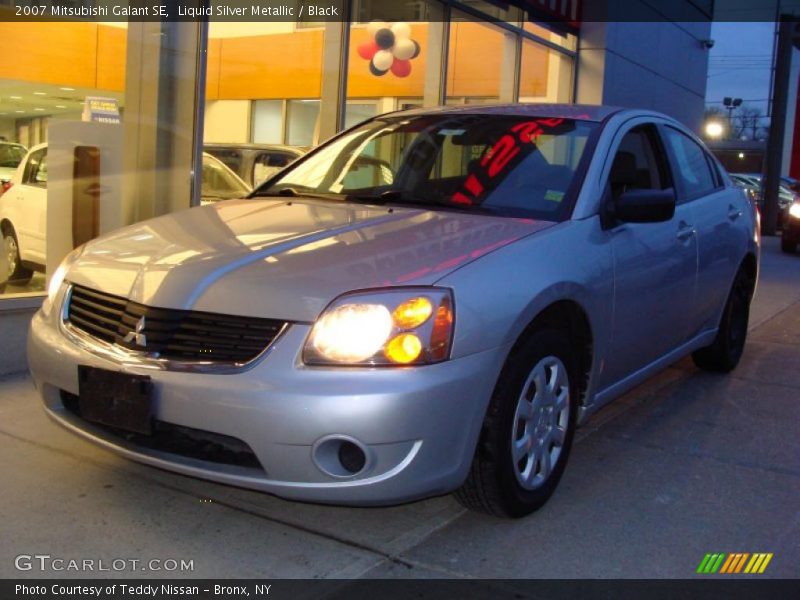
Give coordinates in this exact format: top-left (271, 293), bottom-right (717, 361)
top-left (0, 144), bottom-right (250, 283)
top-left (0, 141), bottom-right (27, 184)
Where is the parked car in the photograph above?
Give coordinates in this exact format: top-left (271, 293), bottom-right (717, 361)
top-left (0, 141), bottom-right (27, 186)
top-left (0, 145), bottom-right (250, 283)
top-left (204, 143), bottom-right (306, 188)
top-left (28, 105), bottom-right (759, 517)
top-left (731, 172), bottom-right (795, 226)
top-left (781, 175), bottom-right (800, 193)
top-left (730, 175), bottom-right (761, 209)
top-left (782, 200), bottom-right (800, 253)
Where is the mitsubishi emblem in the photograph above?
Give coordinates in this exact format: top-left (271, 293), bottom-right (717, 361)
top-left (122, 316), bottom-right (147, 347)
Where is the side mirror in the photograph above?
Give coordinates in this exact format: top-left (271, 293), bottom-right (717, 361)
top-left (614, 188), bottom-right (676, 223)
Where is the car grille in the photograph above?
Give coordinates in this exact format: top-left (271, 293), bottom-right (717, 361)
top-left (66, 285), bottom-right (286, 364)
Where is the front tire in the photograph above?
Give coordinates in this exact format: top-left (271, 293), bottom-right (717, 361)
top-left (2, 224), bottom-right (33, 284)
top-left (455, 328), bottom-right (578, 517)
top-left (692, 266), bottom-right (753, 372)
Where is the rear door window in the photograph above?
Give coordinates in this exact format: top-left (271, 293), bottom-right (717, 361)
top-left (662, 127), bottom-right (717, 200)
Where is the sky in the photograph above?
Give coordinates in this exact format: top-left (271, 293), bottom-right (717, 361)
top-left (705, 21), bottom-right (776, 120)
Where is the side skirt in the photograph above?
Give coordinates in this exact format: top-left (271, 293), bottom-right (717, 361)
top-left (577, 328), bottom-right (718, 424)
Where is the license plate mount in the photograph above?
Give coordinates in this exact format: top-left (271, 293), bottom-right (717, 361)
top-left (77, 366), bottom-right (154, 435)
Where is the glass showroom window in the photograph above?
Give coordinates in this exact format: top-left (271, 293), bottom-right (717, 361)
top-left (446, 12), bottom-right (518, 105)
top-left (0, 21), bottom-right (127, 298)
top-left (519, 35), bottom-right (575, 103)
top-left (204, 16), bottom-right (327, 185)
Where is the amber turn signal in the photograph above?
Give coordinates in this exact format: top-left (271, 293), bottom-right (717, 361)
top-left (384, 333), bottom-right (423, 364)
top-left (392, 296), bottom-right (433, 329)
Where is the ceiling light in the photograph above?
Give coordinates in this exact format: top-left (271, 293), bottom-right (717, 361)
top-left (33, 92), bottom-right (47, 96)
top-left (10, 95), bottom-right (22, 100)
top-left (34, 108), bottom-right (45, 112)
top-left (15, 110), bottom-right (25, 113)
top-left (60, 87), bottom-right (75, 91)
top-left (55, 105), bottom-right (67, 109)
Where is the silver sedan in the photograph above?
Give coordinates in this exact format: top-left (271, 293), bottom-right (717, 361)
top-left (28, 105), bottom-right (759, 517)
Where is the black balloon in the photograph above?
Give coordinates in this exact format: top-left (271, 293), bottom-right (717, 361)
top-left (369, 60), bottom-right (388, 76)
top-left (411, 40), bottom-right (421, 59)
top-left (375, 28), bottom-right (395, 49)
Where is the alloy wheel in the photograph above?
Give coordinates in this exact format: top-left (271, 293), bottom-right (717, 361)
top-left (3, 234), bottom-right (18, 279)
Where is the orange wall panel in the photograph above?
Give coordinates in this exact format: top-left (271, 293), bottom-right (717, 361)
top-left (0, 22), bottom-right (99, 88)
top-left (96, 26), bottom-right (127, 92)
top-left (216, 31), bottom-right (324, 99)
top-left (519, 43), bottom-right (550, 97)
top-left (206, 38), bottom-right (222, 100)
top-left (0, 22), bottom-right (551, 103)
top-left (447, 22), bottom-right (504, 98)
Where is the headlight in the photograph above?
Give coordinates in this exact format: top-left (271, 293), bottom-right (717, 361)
top-left (790, 202), bottom-right (800, 219)
top-left (41, 246), bottom-right (84, 317)
top-left (303, 288), bottom-right (454, 366)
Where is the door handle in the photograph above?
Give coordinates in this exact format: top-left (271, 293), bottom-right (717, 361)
top-left (676, 222), bottom-right (696, 241)
top-left (727, 204), bottom-right (743, 220)
top-left (675, 221), bottom-right (697, 242)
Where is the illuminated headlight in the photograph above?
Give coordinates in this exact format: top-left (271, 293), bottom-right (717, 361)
top-left (304, 288), bottom-right (454, 366)
top-left (41, 246), bottom-right (84, 317)
top-left (790, 202), bottom-right (800, 219)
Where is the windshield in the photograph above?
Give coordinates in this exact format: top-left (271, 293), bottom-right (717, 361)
top-left (0, 144), bottom-right (26, 169)
top-left (201, 154), bottom-right (251, 202)
top-left (255, 114), bottom-right (598, 220)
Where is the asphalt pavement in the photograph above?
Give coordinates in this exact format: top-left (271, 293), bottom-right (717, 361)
top-left (1, 236), bottom-right (798, 580)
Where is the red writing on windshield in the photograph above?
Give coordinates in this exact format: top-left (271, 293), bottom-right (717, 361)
top-left (451, 118), bottom-right (565, 206)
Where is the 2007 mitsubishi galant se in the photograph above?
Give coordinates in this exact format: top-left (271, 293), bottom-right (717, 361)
top-left (28, 105), bottom-right (759, 517)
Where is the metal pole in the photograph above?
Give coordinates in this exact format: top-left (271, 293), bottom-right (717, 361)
top-left (763, 17), bottom-right (794, 236)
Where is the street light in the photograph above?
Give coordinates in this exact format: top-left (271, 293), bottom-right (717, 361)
top-left (723, 97), bottom-right (743, 127)
top-left (705, 121), bottom-right (724, 138)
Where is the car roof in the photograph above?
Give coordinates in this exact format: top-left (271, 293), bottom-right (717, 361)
top-left (204, 143), bottom-right (305, 153)
top-left (382, 103), bottom-right (627, 123)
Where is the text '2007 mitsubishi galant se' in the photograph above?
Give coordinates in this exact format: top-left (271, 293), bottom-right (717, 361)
top-left (28, 105), bottom-right (759, 517)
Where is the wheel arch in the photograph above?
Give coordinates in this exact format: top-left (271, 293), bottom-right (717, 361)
top-left (506, 298), bottom-right (594, 409)
top-left (740, 251), bottom-right (758, 300)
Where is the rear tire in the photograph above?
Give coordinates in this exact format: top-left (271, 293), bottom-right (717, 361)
top-left (2, 224), bottom-right (33, 284)
top-left (454, 328), bottom-right (578, 518)
top-left (781, 235), bottom-right (797, 254)
top-left (691, 266), bottom-right (753, 373)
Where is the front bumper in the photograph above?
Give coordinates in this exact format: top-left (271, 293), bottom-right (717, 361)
top-left (27, 306), bottom-right (508, 506)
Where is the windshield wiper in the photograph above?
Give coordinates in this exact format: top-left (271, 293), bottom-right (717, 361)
top-left (252, 186), bottom-right (341, 201)
top-left (345, 190), bottom-right (404, 204)
top-left (346, 190), bottom-right (497, 214)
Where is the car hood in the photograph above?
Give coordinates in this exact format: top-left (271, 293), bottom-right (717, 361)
top-left (66, 199), bottom-right (554, 322)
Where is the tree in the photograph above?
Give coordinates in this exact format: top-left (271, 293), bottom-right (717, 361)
top-left (734, 105), bottom-right (768, 141)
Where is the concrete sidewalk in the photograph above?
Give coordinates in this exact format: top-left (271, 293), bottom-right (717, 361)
top-left (1, 237), bottom-right (798, 579)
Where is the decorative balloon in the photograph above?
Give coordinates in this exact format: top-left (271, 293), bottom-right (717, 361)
top-left (357, 21), bottom-right (421, 78)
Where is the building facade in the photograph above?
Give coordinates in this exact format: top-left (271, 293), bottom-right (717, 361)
top-left (0, 0), bottom-right (713, 373)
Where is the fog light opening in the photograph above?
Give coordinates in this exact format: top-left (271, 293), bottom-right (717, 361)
top-left (338, 441), bottom-right (367, 474)
top-left (312, 436), bottom-right (370, 478)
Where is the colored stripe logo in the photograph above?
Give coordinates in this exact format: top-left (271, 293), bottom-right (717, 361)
top-left (697, 553), bottom-right (773, 574)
